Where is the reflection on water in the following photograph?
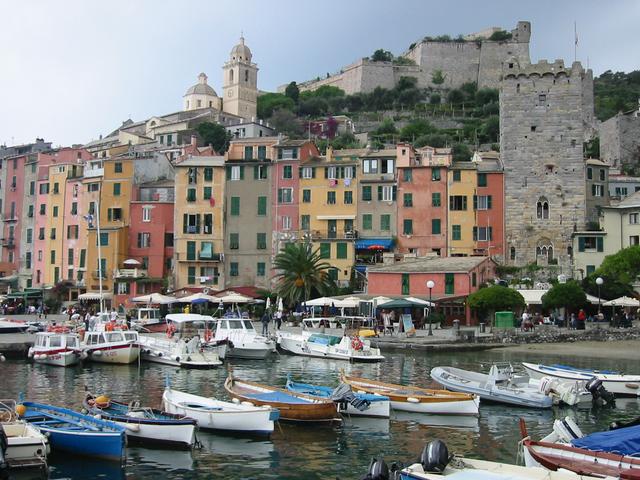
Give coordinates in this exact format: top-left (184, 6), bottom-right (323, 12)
top-left (4, 347), bottom-right (638, 479)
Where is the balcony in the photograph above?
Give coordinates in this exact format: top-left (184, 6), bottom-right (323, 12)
top-left (2, 238), bottom-right (15, 248)
top-left (84, 167), bottom-right (104, 178)
top-left (3, 214), bottom-right (17, 223)
top-left (198, 252), bottom-right (224, 262)
top-left (114, 268), bottom-right (147, 279)
top-left (304, 230), bottom-right (359, 241)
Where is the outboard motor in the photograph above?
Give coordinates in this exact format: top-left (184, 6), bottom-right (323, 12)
top-left (420, 440), bottom-right (450, 473)
top-left (586, 377), bottom-right (615, 407)
top-left (362, 458), bottom-right (389, 480)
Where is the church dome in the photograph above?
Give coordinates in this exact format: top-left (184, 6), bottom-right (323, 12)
top-left (184, 72), bottom-right (218, 97)
top-left (230, 36), bottom-right (252, 62)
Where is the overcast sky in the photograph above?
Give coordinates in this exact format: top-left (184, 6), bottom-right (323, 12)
top-left (1, 0), bottom-right (637, 147)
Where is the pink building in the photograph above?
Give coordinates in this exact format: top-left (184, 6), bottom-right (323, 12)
top-left (366, 256), bottom-right (497, 325)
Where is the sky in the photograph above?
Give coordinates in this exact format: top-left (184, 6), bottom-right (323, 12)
top-left (0, 0), bottom-right (638, 147)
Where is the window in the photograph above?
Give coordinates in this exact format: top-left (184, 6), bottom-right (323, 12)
top-left (257, 146), bottom-right (267, 161)
top-left (599, 169), bottom-right (605, 181)
top-left (244, 146), bottom-right (253, 160)
top-left (536, 198), bottom-right (550, 219)
top-left (380, 158), bottom-right (394, 174)
top-left (592, 184), bottom-right (604, 197)
top-left (38, 228), bottom-right (45, 240)
top-left (187, 167), bottom-right (198, 184)
top-left (50, 250), bottom-right (56, 264)
top-left (257, 233), bottom-right (267, 249)
top-left (142, 206), bottom-right (151, 222)
top-left (380, 214), bottom-right (390, 231)
top-left (586, 265), bottom-right (596, 275)
top-left (477, 173), bottom-right (487, 187)
top-left (452, 225), bottom-right (461, 241)
top-left (300, 167), bottom-right (315, 179)
top-left (363, 214), bottom-right (373, 230)
top-left (87, 183), bottom-right (99, 192)
top-left (327, 191), bottom-right (336, 204)
top-left (25, 252), bottom-right (31, 269)
top-left (578, 236), bottom-right (603, 252)
top-left (53, 206), bottom-right (59, 217)
top-left (432, 168), bottom-right (441, 181)
top-left (27, 205), bottom-right (33, 218)
top-left (363, 159), bottom-right (378, 174)
top-left (616, 187), bottom-right (629, 197)
top-left (203, 186), bottom-right (212, 200)
top-left (164, 233), bottom-right (174, 247)
top-left (199, 241), bottom-right (214, 259)
top-left (445, 273), bottom-right (455, 294)
top-left (278, 188), bottom-right (293, 204)
top-left (79, 249), bottom-right (86, 268)
top-left (38, 182), bottom-right (50, 194)
top-left (39, 204), bottom-right (46, 215)
top-left (401, 274), bottom-right (410, 295)
top-left (186, 241), bottom-right (196, 260)
top-left (66, 225), bottom-right (79, 240)
top-left (452, 170), bottom-right (461, 182)
top-left (25, 228), bottom-right (32, 244)
top-left (432, 219), bottom-right (441, 234)
top-left (187, 266), bottom-right (196, 284)
top-left (50, 227), bottom-right (56, 239)
top-left (362, 186), bottom-right (372, 201)
top-left (630, 236), bottom-right (640, 246)
top-left (71, 202), bottom-right (78, 215)
top-left (107, 208), bottom-right (122, 221)
top-left (587, 168), bottom-right (593, 180)
top-left (283, 165), bottom-right (292, 179)
top-left (320, 243), bottom-right (331, 259)
top-left (630, 213), bottom-right (639, 225)
top-left (474, 195), bottom-right (492, 210)
top-left (253, 165), bottom-right (268, 180)
top-left (113, 183), bottom-right (121, 196)
top-left (229, 233), bottom-right (239, 249)
top-left (29, 181), bottom-right (35, 195)
top-left (378, 185), bottom-right (395, 202)
top-left (257, 262), bottom-right (266, 277)
top-left (336, 243), bottom-right (348, 259)
top-left (98, 232), bottom-right (109, 246)
top-left (230, 197), bottom-right (240, 216)
top-left (228, 165), bottom-right (243, 181)
top-left (449, 196), bottom-right (467, 210)
top-left (510, 246), bottom-right (516, 260)
top-left (278, 148), bottom-right (298, 160)
top-left (257, 196), bottom-right (267, 216)
top-left (282, 215), bottom-right (291, 230)
top-left (68, 248), bottom-right (74, 266)
top-left (403, 169), bottom-right (412, 182)
top-left (473, 226), bottom-right (493, 241)
top-left (137, 232), bottom-right (151, 248)
top-left (432, 192), bottom-right (441, 207)
top-left (187, 188), bottom-right (196, 202)
top-left (183, 214), bottom-right (201, 234)
top-left (344, 191), bottom-right (353, 204)
top-left (403, 193), bottom-right (413, 207)
top-left (301, 215), bottom-right (310, 231)
top-left (204, 167), bottom-right (213, 181)
top-left (302, 189), bottom-right (311, 203)
top-left (403, 219), bottom-right (413, 235)
top-left (114, 162), bottom-right (123, 173)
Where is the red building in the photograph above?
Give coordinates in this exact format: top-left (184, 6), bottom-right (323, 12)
top-left (474, 152), bottom-right (505, 261)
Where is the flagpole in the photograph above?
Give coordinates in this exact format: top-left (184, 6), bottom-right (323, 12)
top-left (574, 21), bottom-right (577, 62)
top-left (96, 191), bottom-right (105, 313)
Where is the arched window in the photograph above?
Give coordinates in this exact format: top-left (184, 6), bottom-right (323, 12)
top-left (510, 246), bottom-right (516, 260)
top-left (536, 240), bottom-right (554, 262)
top-left (536, 197), bottom-right (549, 220)
top-left (245, 69), bottom-right (249, 82)
top-left (230, 69), bottom-right (234, 82)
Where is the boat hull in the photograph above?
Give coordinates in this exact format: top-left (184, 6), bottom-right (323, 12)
top-left (86, 343), bottom-right (140, 364)
top-left (3, 422), bottom-right (49, 469)
top-left (278, 335), bottom-right (384, 362)
top-left (43, 428), bottom-right (125, 462)
top-left (522, 362), bottom-right (640, 397)
top-left (340, 399), bottom-right (390, 418)
top-left (101, 418), bottom-right (195, 449)
top-left (226, 345), bottom-right (275, 359)
top-left (32, 350), bottom-right (81, 367)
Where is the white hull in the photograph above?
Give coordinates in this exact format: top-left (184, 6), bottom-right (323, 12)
top-left (340, 399), bottom-right (390, 418)
top-left (213, 318), bottom-right (275, 360)
top-left (278, 333), bottom-right (384, 362)
top-left (389, 397), bottom-right (480, 415)
top-left (226, 344), bottom-right (275, 359)
top-left (523, 362), bottom-right (640, 397)
top-left (85, 344), bottom-right (140, 364)
top-left (32, 350), bottom-right (81, 367)
top-left (162, 388), bottom-right (276, 435)
top-left (109, 419), bottom-right (195, 448)
top-left (3, 422), bottom-right (49, 466)
top-left (139, 336), bottom-right (222, 368)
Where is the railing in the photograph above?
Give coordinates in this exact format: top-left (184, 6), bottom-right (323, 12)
top-left (114, 268), bottom-right (147, 278)
top-left (198, 253), bottom-right (224, 262)
top-left (304, 230), bottom-right (359, 241)
top-left (84, 168), bottom-right (104, 178)
top-left (2, 238), bottom-right (15, 248)
top-left (92, 270), bottom-right (110, 279)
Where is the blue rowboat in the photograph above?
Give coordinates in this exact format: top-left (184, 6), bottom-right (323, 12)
top-left (286, 377), bottom-right (390, 418)
top-left (19, 402), bottom-right (126, 462)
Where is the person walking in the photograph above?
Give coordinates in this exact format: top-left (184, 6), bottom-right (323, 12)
top-left (275, 310), bottom-right (283, 330)
top-left (261, 310), bottom-right (271, 336)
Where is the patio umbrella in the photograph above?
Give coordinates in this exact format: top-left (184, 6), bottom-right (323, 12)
top-left (216, 293), bottom-right (254, 304)
top-left (176, 293), bottom-right (220, 303)
top-left (123, 258), bottom-right (141, 266)
top-left (603, 296), bottom-right (640, 307)
top-left (304, 297), bottom-right (337, 307)
top-left (405, 296), bottom-right (435, 307)
top-left (377, 298), bottom-right (423, 309)
top-left (278, 297), bottom-right (284, 312)
top-left (131, 293), bottom-right (177, 305)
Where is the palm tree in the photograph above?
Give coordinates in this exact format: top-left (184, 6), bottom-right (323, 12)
top-left (273, 242), bottom-right (336, 306)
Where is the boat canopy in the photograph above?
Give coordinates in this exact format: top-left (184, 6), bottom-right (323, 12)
top-left (572, 424), bottom-right (640, 456)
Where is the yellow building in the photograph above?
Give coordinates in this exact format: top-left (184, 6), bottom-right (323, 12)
top-left (447, 163), bottom-right (477, 257)
top-left (299, 148), bottom-right (357, 285)
top-left (174, 155), bottom-right (226, 290)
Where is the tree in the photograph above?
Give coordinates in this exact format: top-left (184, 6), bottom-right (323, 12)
top-left (330, 132), bottom-right (361, 150)
top-left (284, 81), bottom-right (300, 104)
top-left (196, 122), bottom-right (232, 153)
top-left (269, 109), bottom-right (304, 138)
top-left (257, 92), bottom-right (295, 119)
top-left (429, 93), bottom-right (441, 105)
top-left (414, 133), bottom-right (450, 148)
top-left (452, 143), bottom-right (472, 161)
top-left (467, 286), bottom-right (525, 323)
top-left (298, 97), bottom-right (328, 117)
top-left (582, 273), bottom-right (633, 300)
top-left (400, 119), bottom-right (435, 141)
top-left (488, 30), bottom-right (513, 41)
top-left (541, 281), bottom-right (587, 326)
top-left (480, 116), bottom-right (500, 143)
top-left (273, 243), bottom-right (336, 306)
top-left (432, 69), bottom-right (446, 85)
top-left (591, 245), bottom-right (640, 290)
top-left (476, 88), bottom-right (499, 106)
top-left (447, 89), bottom-right (464, 104)
top-left (371, 49), bottom-right (393, 62)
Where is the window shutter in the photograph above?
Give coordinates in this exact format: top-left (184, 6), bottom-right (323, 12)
top-left (183, 214), bottom-right (188, 234)
top-left (226, 166), bottom-right (231, 180)
top-left (107, 209), bottom-right (112, 221)
top-left (591, 184), bottom-right (596, 196)
top-left (449, 196), bottom-right (454, 210)
top-left (473, 227), bottom-right (478, 241)
top-left (488, 196), bottom-right (492, 209)
top-left (596, 237), bottom-right (603, 252)
top-left (254, 166), bottom-right (259, 179)
top-left (298, 167), bottom-right (303, 178)
top-left (392, 186), bottom-right (397, 201)
top-left (489, 227), bottom-right (493, 241)
top-left (239, 166), bottom-right (245, 180)
top-left (473, 195), bottom-right (478, 210)
top-left (312, 167), bottom-right (316, 178)
top-left (277, 189), bottom-right (283, 203)
top-left (578, 237), bottom-right (585, 252)
top-left (377, 186), bottom-right (382, 201)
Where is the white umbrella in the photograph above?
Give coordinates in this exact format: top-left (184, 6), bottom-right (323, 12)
top-left (177, 293), bottom-right (220, 303)
top-left (123, 258), bottom-right (141, 266)
top-left (371, 296), bottom-right (392, 308)
top-left (131, 292), bottom-right (177, 305)
top-left (602, 296), bottom-right (640, 307)
top-left (216, 293), bottom-right (254, 304)
top-left (304, 296), bottom-right (338, 307)
top-left (278, 297), bottom-right (284, 312)
top-left (265, 297), bottom-right (271, 311)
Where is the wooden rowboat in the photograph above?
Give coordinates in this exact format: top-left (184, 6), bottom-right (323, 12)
top-left (224, 374), bottom-right (341, 423)
top-left (341, 374), bottom-right (479, 415)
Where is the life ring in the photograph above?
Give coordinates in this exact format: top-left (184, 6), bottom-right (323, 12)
top-left (204, 329), bottom-right (213, 343)
top-left (351, 336), bottom-right (363, 351)
top-left (166, 324), bottom-right (176, 338)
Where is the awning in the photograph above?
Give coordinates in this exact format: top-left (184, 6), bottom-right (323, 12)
top-left (199, 242), bottom-right (213, 259)
top-left (355, 238), bottom-right (394, 250)
top-left (354, 265), bottom-right (368, 273)
top-left (316, 215), bottom-right (356, 220)
top-left (78, 292), bottom-right (113, 301)
top-left (517, 289), bottom-right (548, 305)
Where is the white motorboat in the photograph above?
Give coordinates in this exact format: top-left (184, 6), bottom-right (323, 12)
top-left (0, 400), bottom-right (49, 472)
top-left (164, 314), bottom-right (228, 360)
top-left (213, 318), bottom-right (275, 359)
top-left (522, 362), bottom-right (640, 397)
top-left (27, 330), bottom-right (85, 367)
top-left (162, 387), bottom-right (279, 436)
top-left (131, 308), bottom-right (165, 333)
top-left (277, 331), bottom-right (384, 362)
top-left (83, 323), bottom-right (140, 364)
top-left (139, 335), bottom-right (222, 368)
top-left (430, 364), bottom-right (553, 408)
top-left (0, 319), bottom-right (28, 334)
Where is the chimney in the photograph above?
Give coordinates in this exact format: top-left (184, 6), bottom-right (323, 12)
top-left (191, 135), bottom-right (197, 147)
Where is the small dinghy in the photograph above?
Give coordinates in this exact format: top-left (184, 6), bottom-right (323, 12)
top-left (0, 319), bottom-right (28, 334)
top-left (0, 400), bottom-right (49, 473)
top-left (162, 386), bottom-right (278, 436)
top-left (522, 362), bottom-right (640, 397)
top-left (341, 374), bottom-right (479, 415)
top-left (83, 393), bottom-right (197, 449)
top-left (285, 377), bottom-right (390, 418)
top-left (19, 401), bottom-right (126, 462)
top-left (224, 374), bottom-right (341, 423)
top-left (430, 364), bottom-right (553, 409)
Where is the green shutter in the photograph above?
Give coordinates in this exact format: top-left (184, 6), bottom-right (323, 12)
top-left (596, 236), bottom-right (603, 252)
top-left (445, 273), bottom-right (454, 294)
top-left (377, 186), bottom-right (383, 201)
top-left (226, 166), bottom-right (231, 180)
top-left (363, 214), bottom-right (372, 230)
top-left (253, 165), bottom-right (259, 179)
top-left (183, 214), bottom-right (188, 233)
top-left (239, 166), bottom-right (244, 180)
top-left (231, 197), bottom-right (240, 216)
top-left (401, 273), bottom-right (410, 295)
top-left (432, 219), bottom-right (441, 234)
top-left (336, 243), bottom-right (347, 259)
top-left (487, 195), bottom-right (492, 209)
top-left (79, 249), bottom-right (86, 268)
top-left (324, 167), bottom-right (328, 179)
top-left (380, 214), bottom-right (390, 231)
top-left (320, 243), bottom-right (331, 259)
top-left (473, 195), bottom-right (478, 210)
top-left (432, 193), bottom-right (441, 207)
top-left (258, 196), bottom-right (267, 215)
top-left (403, 219), bottom-right (413, 235)
top-left (578, 237), bottom-right (585, 252)
top-left (277, 189), bottom-right (283, 203)
top-left (187, 241), bottom-right (196, 260)
top-left (473, 227), bottom-right (478, 241)
top-left (113, 183), bottom-right (121, 196)
top-left (311, 167), bottom-right (316, 178)
top-left (203, 187), bottom-right (212, 199)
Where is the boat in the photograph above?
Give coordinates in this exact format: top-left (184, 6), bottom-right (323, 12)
top-left (224, 374), bottom-right (341, 423)
top-left (0, 319), bottom-right (28, 334)
top-left (365, 439), bottom-right (610, 480)
top-left (212, 318), bottom-right (275, 359)
top-left (285, 377), bottom-right (390, 418)
top-left (529, 376), bottom-right (614, 407)
top-left (277, 331), bottom-right (384, 362)
top-left (162, 386), bottom-right (278, 436)
top-left (0, 400), bottom-right (49, 472)
top-left (82, 323), bottom-right (140, 364)
top-left (131, 308), bottom-right (166, 333)
top-left (519, 418), bottom-right (640, 478)
top-left (522, 362), bottom-right (640, 397)
top-left (83, 393), bottom-right (197, 449)
top-left (341, 374), bottom-right (479, 415)
top-left (139, 334), bottom-right (222, 368)
top-left (163, 314), bottom-right (228, 360)
top-left (27, 330), bottom-right (85, 367)
top-left (18, 401), bottom-right (126, 462)
top-left (430, 364), bottom-right (553, 409)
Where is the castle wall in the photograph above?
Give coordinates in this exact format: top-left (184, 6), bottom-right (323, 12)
top-left (477, 41), bottom-right (530, 88)
top-left (600, 114), bottom-right (640, 169)
top-left (500, 61), bottom-right (593, 268)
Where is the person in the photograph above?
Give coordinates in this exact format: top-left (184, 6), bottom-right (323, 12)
top-left (570, 312), bottom-right (577, 329)
top-left (125, 312), bottom-right (132, 329)
top-left (275, 310), bottom-right (283, 330)
top-left (577, 309), bottom-right (586, 330)
top-left (521, 310), bottom-right (529, 329)
top-left (110, 309), bottom-right (118, 322)
top-left (261, 310), bottom-right (271, 336)
top-left (183, 304), bottom-right (190, 314)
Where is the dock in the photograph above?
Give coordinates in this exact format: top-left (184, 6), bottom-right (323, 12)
top-left (0, 332), bottom-right (35, 358)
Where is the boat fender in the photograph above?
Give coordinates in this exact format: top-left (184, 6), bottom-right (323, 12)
top-left (364, 457), bottom-right (389, 480)
top-left (407, 397), bottom-right (420, 404)
top-left (157, 352), bottom-right (163, 357)
top-left (420, 440), bottom-right (449, 473)
top-left (174, 356), bottom-right (181, 363)
top-left (93, 350), bottom-right (103, 356)
top-left (241, 401), bottom-right (254, 407)
top-left (27, 348), bottom-right (34, 358)
top-left (80, 351), bottom-right (88, 360)
top-left (0, 355), bottom-right (5, 363)
top-left (231, 398), bottom-right (240, 404)
top-left (625, 383), bottom-right (639, 390)
top-left (186, 356), bottom-right (192, 362)
top-left (124, 424), bottom-right (141, 432)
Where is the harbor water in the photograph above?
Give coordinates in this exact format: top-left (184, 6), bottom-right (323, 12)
top-left (4, 348), bottom-right (640, 480)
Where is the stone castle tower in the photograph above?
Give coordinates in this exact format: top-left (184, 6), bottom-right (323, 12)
top-left (500, 60), bottom-right (595, 267)
top-left (222, 36), bottom-right (259, 119)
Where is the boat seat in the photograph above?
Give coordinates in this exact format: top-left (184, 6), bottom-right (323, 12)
top-left (245, 392), bottom-right (309, 404)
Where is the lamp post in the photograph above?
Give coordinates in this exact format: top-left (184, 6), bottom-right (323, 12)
top-left (427, 280), bottom-right (435, 336)
top-left (596, 277), bottom-right (603, 316)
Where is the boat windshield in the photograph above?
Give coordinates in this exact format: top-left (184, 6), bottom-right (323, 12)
top-left (242, 320), bottom-right (254, 331)
top-left (124, 332), bottom-right (138, 342)
top-left (65, 335), bottom-right (79, 348)
top-left (227, 320), bottom-right (244, 330)
top-left (139, 309), bottom-right (160, 321)
top-left (49, 336), bottom-right (62, 347)
top-left (36, 335), bottom-right (47, 347)
top-left (104, 332), bottom-right (125, 343)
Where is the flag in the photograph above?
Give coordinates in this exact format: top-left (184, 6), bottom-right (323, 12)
top-left (574, 21), bottom-right (578, 46)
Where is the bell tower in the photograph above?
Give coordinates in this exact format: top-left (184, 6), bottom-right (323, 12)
top-left (222, 36), bottom-right (258, 120)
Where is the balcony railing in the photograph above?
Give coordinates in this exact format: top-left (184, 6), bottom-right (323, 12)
top-left (2, 238), bottom-right (15, 248)
top-left (303, 229), bottom-right (359, 241)
top-left (92, 270), bottom-right (110, 279)
top-left (176, 252), bottom-right (223, 262)
top-left (84, 168), bottom-right (104, 178)
top-left (114, 268), bottom-right (147, 278)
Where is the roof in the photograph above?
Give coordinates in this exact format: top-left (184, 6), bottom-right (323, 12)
top-left (138, 179), bottom-right (175, 188)
top-left (276, 139), bottom-right (310, 147)
top-left (230, 36), bottom-right (252, 62)
top-left (332, 148), bottom-right (368, 157)
top-left (176, 155), bottom-right (225, 167)
top-left (367, 256), bottom-right (493, 274)
top-left (229, 136), bottom-right (280, 145)
top-left (185, 83), bottom-right (218, 97)
top-left (361, 149), bottom-right (396, 158)
top-left (450, 162), bottom-right (477, 170)
top-left (605, 190), bottom-right (640, 209)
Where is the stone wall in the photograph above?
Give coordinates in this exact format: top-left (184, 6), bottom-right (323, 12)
top-left (501, 60), bottom-right (594, 268)
top-left (600, 113), bottom-right (640, 169)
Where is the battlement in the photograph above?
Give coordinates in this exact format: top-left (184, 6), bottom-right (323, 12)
top-left (504, 60), bottom-right (588, 79)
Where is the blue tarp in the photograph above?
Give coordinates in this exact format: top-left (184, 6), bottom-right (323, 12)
top-left (550, 364), bottom-right (618, 375)
top-left (571, 424), bottom-right (640, 456)
top-left (354, 238), bottom-right (394, 250)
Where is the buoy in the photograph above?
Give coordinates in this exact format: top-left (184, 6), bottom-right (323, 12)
top-left (15, 404), bottom-right (26, 417)
top-left (0, 354), bottom-right (5, 362)
top-left (95, 395), bottom-right (110, 408)
top-left (174, 356), bottom-right (181, 363)
top-left (27, 349), bottom-right (34, 358)
top-left (407, 397), bottom-right (420, 403)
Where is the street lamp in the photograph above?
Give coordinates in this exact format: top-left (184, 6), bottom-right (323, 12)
top-left (596, 277), bottom-right (603, 315)
top-left (427, 280), bottom-right (435, 336)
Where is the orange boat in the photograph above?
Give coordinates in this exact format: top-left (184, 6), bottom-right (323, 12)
top-left (224, 374), bottom-right (341, 423)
